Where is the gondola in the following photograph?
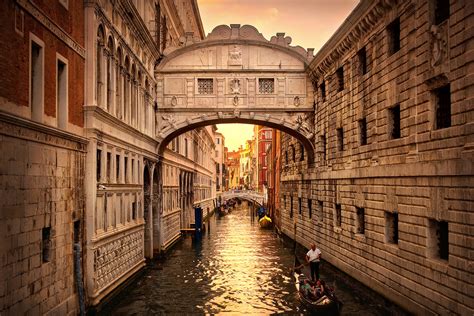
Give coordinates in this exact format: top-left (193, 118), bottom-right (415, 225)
top-left (258, 215), bottom-right (272, 228)
top-left (294, 258), bottom-right (342, 314)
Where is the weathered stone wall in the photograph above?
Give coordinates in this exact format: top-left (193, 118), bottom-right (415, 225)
top-left (0, 116), bottom-right (86, 315)
top-left (279, 0), bottom-right (473, 315)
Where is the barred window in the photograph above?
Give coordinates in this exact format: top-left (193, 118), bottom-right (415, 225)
top-left (197, 78), bottom-right (213, 94)
top-left (259, 78), bottom-right (274, 94)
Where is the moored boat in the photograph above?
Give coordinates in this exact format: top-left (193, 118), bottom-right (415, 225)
top-left (258, 215), bottom-right (272, 228)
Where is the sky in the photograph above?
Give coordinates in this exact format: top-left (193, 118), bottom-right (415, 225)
top-left (198, 0), bottom-right (359, 150)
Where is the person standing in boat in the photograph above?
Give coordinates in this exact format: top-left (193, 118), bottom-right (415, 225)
top-left (306, 243), bottom-right (322, 282)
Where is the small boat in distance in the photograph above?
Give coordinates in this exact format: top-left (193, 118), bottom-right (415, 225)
top-left (258, 215), bottom-right (272, 228)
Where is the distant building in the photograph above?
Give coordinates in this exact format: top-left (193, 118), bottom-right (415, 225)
top-left (256, 126), bottom-right (273, 192)
top-left (226, 150), bottom-right (241, 189)
top-left (215, 132), bottom-right (225, 192)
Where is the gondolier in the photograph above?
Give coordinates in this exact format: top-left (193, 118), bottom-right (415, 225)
top-left (306, 243), bottom-right (321, 282)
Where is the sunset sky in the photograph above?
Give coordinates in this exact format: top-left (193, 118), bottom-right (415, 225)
top-left (197, 0), bottom-right (359, 150)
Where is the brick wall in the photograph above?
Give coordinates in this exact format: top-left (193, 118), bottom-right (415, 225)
top-left (279, 1), bottom-right (473, 314)
top-left (0, 0), bottom-right (84, 127)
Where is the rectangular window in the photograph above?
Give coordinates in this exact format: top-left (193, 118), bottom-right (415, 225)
top-left (317, 200), bottom-right (323, 222)
top-left (308, 199), bottom-right (312, 219)
top-left (31, 39), bottom-right (44, 122)
top-left (131, 158), bottom-right (135, 183)
top-left (259, 78), bottom-right (274, 94)
top-left (290, 196), bottom-right (293, 218)
top-left (356, 207), bottom-right (365, 234)
top-left (388, 104), bottom-right (401, 139)
top-left (132, 201), bottom-right (137, 220)
top-left (185, 138), bottom-right (188, 158)
top-left (359, 118), bottom-right (367, 146)
top-left (320, 81), bottom-right (326, 101)
top-left (116, 155), bottom-right (120, 181)
top-left (320, 134), bottom-right (326, 162)
top-left (428, 219), bottom-right (449, 260)
top-left (197, 78), bottom-right (213, 94)
top-left (42, 227), bottom-right (51, 263)
top-left (298, 197), bottom-right (302, 215)
top-left (358, 46), bottom-right (367, 75)
top-left (106, 152), bottom-right (111, 182)
top-left (336, 128), bottom-right (344, 151)
top-left (124, 157), bottom-right (128, 183)
top-left (434, 84), bottom-right (451, 129)
top-left (96, 149), bottom-right (102, 182)
top-left (336, 67), bottom-right (344, 92)
top-left (385, 211), bottom-right (398, 244)
top-left (335, 204), bottom-right (342, 227)
top-left (387, 18), bottom-right (401, 55)
top-left (283, 195), bottom-right (286, 208)
top-left (57, 58), bottom-right (68, 129)
top-left (434, 0), bottom-right (450, 25)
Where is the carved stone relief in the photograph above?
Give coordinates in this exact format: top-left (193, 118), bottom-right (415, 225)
top-left (93, 230), bottom-right (144, 291)
top-left (230, 78), bottom-right (241, 94)
top-left (228, 45), bottom-right (242, 65)
top-left (430, 24), bottom-right (448, 68)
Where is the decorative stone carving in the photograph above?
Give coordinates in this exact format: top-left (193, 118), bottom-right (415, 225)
top-left (93, 230), bottom-right (144, 291)
top-left (161, 115), bottom-right (176, 130)
top-left (233, 109), bottom-right (240, 118)
top-left (294, 114), bottom-right (314, 136)
top-left (170, 96), bottom-right (178, 107)
top-left (429, 24), bottom-right (447, 67)
top-left (230, 78), bottom-right (241, 94)
top-left (233, 96), bottom-right (239, 106)
top-left (294, 96), bottom-right (300, 106)
top-left (228, 45), bottom-right (242, 65)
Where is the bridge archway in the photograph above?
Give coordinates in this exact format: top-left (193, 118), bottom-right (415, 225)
top-left (155, 24), bottom-right (316, 162)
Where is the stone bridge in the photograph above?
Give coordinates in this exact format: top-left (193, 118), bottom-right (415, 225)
top-left (220, 190), bottom-right (265, 206)
top-left (155, 24), bottom-right (317, 162)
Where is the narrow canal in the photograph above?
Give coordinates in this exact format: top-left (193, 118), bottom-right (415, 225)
top-left (102, 202), bottom-right (408, 315)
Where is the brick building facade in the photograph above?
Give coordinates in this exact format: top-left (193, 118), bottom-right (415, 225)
top-left (279, 0), bottom-right (473, 314)
top-left (0, 0), bottom-right (86, 314)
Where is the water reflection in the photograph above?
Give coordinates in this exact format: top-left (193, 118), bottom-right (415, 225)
top-left (104, 202), bottom-right (408, 315)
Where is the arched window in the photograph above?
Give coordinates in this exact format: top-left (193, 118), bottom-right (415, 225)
top-left (96, 26), bottom-right (105, 107)
top-left (131, 64), bottom-right (137, 126)
top-left (106, 36), bottom-right (114, 111)
top-left (116, 47), bottom-right (122, 118)
top-left (124, 56), bottom-right (130, 122)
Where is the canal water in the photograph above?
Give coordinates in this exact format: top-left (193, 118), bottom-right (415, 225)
top-left (102, 203), bottom-right (408, 315)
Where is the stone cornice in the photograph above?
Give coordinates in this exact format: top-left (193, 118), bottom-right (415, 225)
top-left (191, 0), bottom-right (205, 39)
top-left (308, 0), bottom-right (398, 82)
top-left (158, 24), bottom-right (314, 70)
top-left (16, 0), bottom-right (86, 58)
top-left (84, 105), bottom-right (159, 155)
top-left (0, 110), bottom-right (88, 152)
top-left (121, 0), bottom-right (160, 57)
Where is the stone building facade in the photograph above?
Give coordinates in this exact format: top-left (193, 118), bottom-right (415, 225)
top-left (0, 1), bottom-right (86, 314)
top-left (83, 0), bottom-right (211, 307)
top-left (279, 0), bottom-right (473, 314)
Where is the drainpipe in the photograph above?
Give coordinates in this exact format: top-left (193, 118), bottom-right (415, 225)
top-left (74, 243), bottom-right (86, 316)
